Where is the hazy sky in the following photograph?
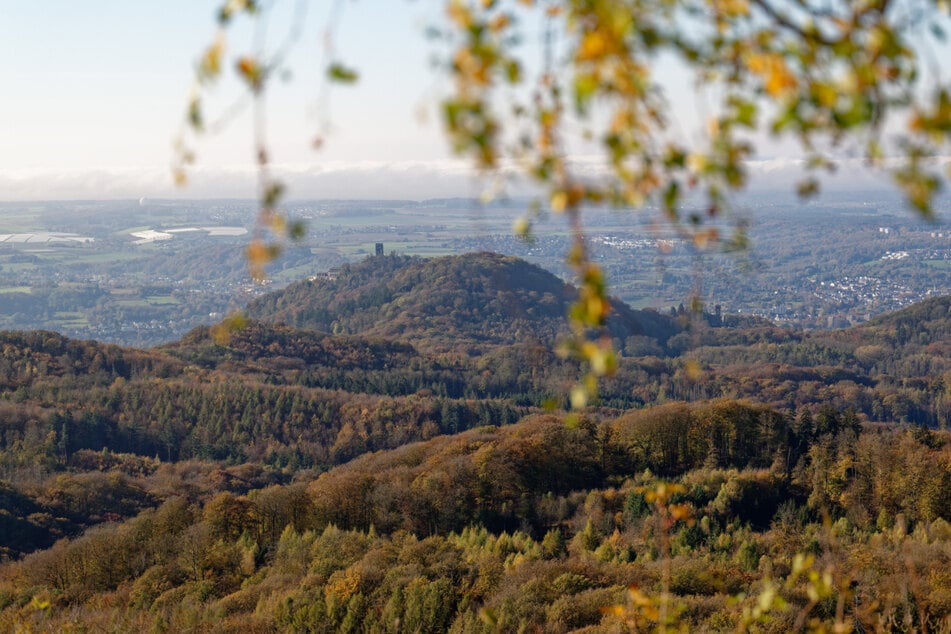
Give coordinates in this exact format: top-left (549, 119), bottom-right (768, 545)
top-left (0, 1), bottom-right (941, 202)
top-left (0, 0), bottom-right (472, 200)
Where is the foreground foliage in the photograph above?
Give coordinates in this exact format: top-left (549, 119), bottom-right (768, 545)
top-left (2, 405), bottom-right (951, 631)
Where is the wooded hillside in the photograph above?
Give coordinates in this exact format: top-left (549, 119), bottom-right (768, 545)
top-left (2, 253), bottom-right (951, 630)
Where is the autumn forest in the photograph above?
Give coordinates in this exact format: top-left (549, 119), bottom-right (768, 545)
top-left (0, 252), bottom-right (949, 632)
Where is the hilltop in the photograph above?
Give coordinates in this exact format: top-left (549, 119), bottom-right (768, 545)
top-left (245, 252), bottom-right (681, 352)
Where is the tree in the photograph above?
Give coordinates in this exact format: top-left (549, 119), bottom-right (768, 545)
top-left (179, 0), bottom-right (951, 405)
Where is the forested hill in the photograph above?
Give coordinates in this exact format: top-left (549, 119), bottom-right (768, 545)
top-left (852, 294), bottom-right (951, 345)
top-left (5, 262), bottom-right (951, 629)
top-left (245, 252), bottom-right (681, 351)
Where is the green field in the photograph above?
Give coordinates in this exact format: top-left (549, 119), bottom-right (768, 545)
top-left (64, 251), bottom-right (144, 264)
top-left (272, 264), bottom-right (323, 282)
top-left (0, 213), bottom-right (43, 232)
top-left (115, 226), bottom-right (153, 235)
top-left (145, 295), bottom-right (180, 305)
top-left (53, 312), bottom-right (90, 328)
top-left (624, 296), bottom-right (668, 310)
top-left (0, 263), bottom-right (38, 272)
top-left (115, 295), bottom-right (180, 307)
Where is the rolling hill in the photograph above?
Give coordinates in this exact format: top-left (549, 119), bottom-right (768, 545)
top-left (245, 252), bottom-right (681, 351)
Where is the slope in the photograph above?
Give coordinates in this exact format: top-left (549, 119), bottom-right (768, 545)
top-left (245, 252), bottom-right (680, 351)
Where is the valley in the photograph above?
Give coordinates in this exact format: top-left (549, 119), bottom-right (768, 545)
top-left (2, 193), bottom-right (951, 346)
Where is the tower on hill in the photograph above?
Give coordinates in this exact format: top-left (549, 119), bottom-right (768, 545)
top-left (375, 242), bottom-right (384, 256)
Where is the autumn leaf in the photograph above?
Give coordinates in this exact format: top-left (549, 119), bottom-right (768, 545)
top-left (236, 56), bottom-right (264, 91)
top-left (745, 52), bottom-right (798, 97)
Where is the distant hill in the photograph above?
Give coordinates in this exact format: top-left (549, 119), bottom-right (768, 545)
top-left (850, 295), bottom-right (951, 346)
top-left (246, 252), bottom-right (680, 351)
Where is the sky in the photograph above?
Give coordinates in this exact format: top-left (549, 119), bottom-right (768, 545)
top-left (0, 0), bottom-right (472, 200)
top-left (0, 1), bottom-right (944, 202)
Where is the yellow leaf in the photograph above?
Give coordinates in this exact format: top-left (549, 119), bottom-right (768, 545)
top-left (489, 14), bottom-right (511, 32)
top-left (746, 53), bottom-right (799, 97)
top-left (578, 31), bottom-right (609, 61)
top-left (684, 359), bottom-right (702, 380)
top-left (199, 33), bottom-right (226, 81)
top-left (714, 0), bottom-right (749, 16)
top-left (669, 503), bottom-right (694, 521)
top-left (693, 227), bottom-right (718, 249)
top-left (812, 81), bottom-right (838, 108)
top-left (447, 1), bottom-right (473, 28)
top-left (513, 216), bottom-right (531, 237)
top-left (909, 113), bottom-right (924, 132)
top-left (246, 240), bottom-right (273, 280)
top-left (745, 52), bottom-right (798, 97)
top-left (237, 56), bottom-right (264, 91)
top-left (687, 153), bottom-right (707, 173)
top-left (570, 384), bottom-right (588, 409)
top-left (601, 605), bottom-right (627, 617)
top-left (589, 347), bottom-right (610, 375)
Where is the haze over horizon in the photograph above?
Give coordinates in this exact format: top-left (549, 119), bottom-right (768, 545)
top-left (1, 1), bottom-right (933, 203)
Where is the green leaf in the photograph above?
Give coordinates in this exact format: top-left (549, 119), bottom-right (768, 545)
top-left (188, 98), bottom-right (203, 131)
top-left (327, 63), bottom-right (359, 84)
top-left (288, 220), bottom-right (306, 240)
top-left (797, 177), bottom-right (819, 198)
top-left (505, 60), bottom-right (522, 84)
top-left (574, 74), bottom-right (598, 114)
top-left (733, 98), bottom-right (757, 128)
top-left (263, 182), bottom-right (285, 208)
top-left (663, 181), bottom-right (680, 215)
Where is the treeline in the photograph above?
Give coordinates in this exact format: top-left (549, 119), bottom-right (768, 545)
top-left (4, 378), bottom-right (522, 469)
top-left (7, 296), bottom-right (951, 507)
top-left (673, 298), bottom-right (951, 426)
top-left (0, 330), bottom-right (181, 390)
top-left (9, 255), bottom-right (951, 432)
top-left (584, 296), bottom-right (951, 426)
top-left (0, 455), bottom-right (288, 560)
top-left (188, 294), bottom-right (951, 427)
top-left (169, 321), bottom-right (575, 404)
top-left (2, 403), bottom-right (949, 631)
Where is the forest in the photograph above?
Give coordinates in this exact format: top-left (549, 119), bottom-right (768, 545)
top-left (1, 252), bottom-right (950, 631)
